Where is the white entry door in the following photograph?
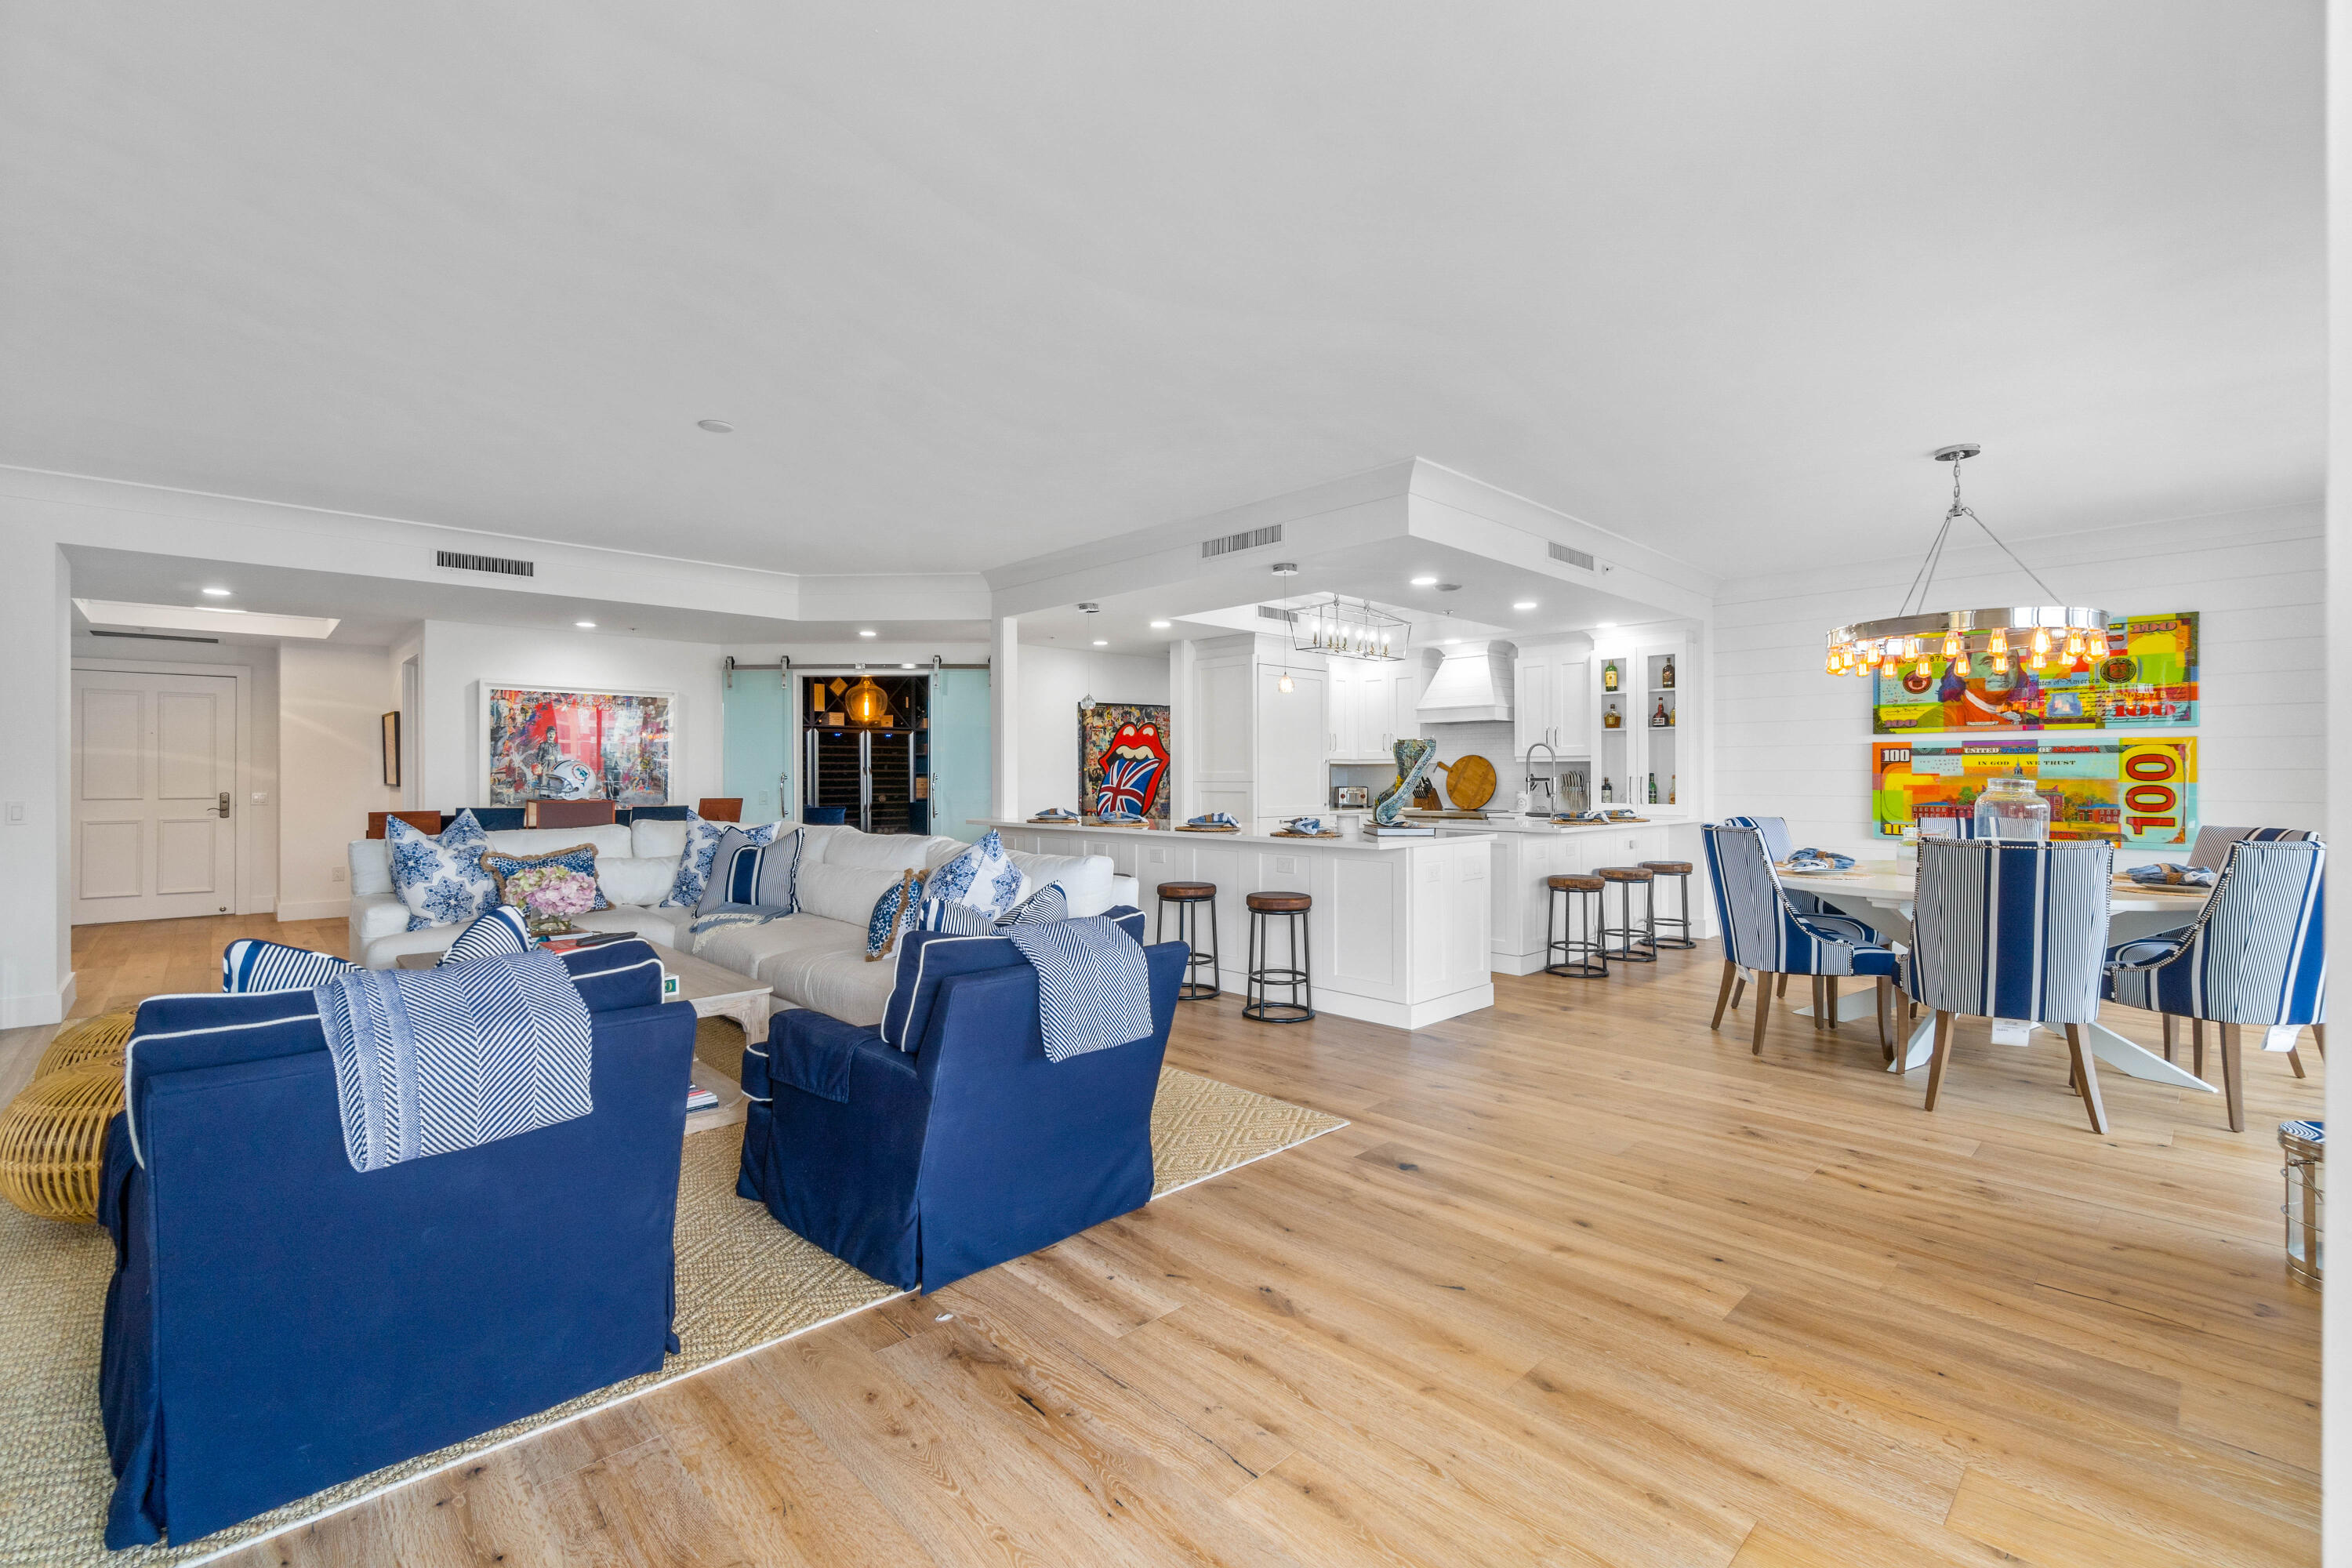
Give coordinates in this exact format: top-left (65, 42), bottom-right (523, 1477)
top-left (72, 669), bottom-right (240, 924)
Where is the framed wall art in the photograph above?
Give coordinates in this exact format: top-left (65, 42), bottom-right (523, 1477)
top-left (1871, 612), bottom-right (2198, 734)
top-left (1079, 703), bottom-right (1171, 824)
top-left (481, 683), bottom-right (673, 805)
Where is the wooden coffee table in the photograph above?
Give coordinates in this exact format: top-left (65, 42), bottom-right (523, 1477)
top-left (397, 942), bottom-right (773, 1134)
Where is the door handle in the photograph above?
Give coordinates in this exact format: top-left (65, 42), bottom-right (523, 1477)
top-left (216, 790), bottom-right (232, 819)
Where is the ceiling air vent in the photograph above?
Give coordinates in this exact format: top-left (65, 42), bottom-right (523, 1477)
top-left (1256, 604), bottom-right (1298, 623)
top-left (89, 630), bottom-right (220, 644)
top-left (435, 550), bottom-right (535, 577)
top-left (1548, 543), bottom-right (1595, 571)
top-left (1201, 523), bottom-right (1282, 559)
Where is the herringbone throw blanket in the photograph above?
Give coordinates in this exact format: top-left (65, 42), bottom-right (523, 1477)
top-left (1005, 916), bottom-right (1153, 1062)
top-left (314, 950), bottom-right (594, 1173)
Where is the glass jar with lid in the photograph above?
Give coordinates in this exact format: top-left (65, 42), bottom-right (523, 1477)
top-left (1973, 773), bottom-right (2050, 841)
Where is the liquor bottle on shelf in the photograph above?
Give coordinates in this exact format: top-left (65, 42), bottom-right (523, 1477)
top-left (1646, 773), bottom-right (1657, 804)
top-left (1602, 660), bottom-right (1619, 692)
top-left (1651, 696), bottom-right (1669, 728)
top-left (1661, 655), bottom-right (1675, 689)
top-left (1668, 775), bottom-right (1677, 805)
top-left (1601, 775), bottom-right (1613, 804)
top-left (1603, 703), bottom-right (1623, 730)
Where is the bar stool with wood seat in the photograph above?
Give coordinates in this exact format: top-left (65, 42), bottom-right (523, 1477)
top-left (1243, 891), bottom-right (1315, 1023)
top-left (1595, 866), bottom-right (1657, 964)
top-left (1544, 873), bottom-right (1607, 978)
top-left (1156, 881), bottom-right (1221, 1000)
top-left (1639, 859), bottom-right (1698, 949)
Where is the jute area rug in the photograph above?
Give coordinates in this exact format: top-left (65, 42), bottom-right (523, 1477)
top-left (0, 1019), bottom-right (1345, 1566)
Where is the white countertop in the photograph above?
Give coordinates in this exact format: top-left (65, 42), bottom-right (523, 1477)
top-left (1428, 814), bottom-right (1681, 836)
top-left (982, 818), bottom-right (1493, 850)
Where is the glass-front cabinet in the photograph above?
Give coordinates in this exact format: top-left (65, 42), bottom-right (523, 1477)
top-left (1588, 626), bottom-right (1695, 818)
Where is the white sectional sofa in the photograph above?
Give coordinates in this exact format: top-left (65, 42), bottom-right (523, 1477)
top-left (347, 819), bottom-right (1137, 1026)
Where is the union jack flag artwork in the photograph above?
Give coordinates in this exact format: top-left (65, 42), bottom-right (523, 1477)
top-left (1095, 753), bottom-right (1163, 818)
top-left (1082, 710), bottom-right (1171, 823)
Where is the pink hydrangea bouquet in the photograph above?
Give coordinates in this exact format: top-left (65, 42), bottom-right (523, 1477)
top-left (504, 865), bottom-right (598, 935)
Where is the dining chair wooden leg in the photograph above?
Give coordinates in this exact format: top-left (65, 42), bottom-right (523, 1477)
top-left (1875, 977), bottom-right (1892, 1060)
top-left (1824, 976), bottom-right (1841, 1033)
top-left (2160, 1014), bottom-right (2176, 1063)
top-left (1809, 975), bottom-right (1823, 1032)
top-left (2192, 1018), bottom-right (2205, 1080)
top-left (2287, 1047), bottom-right (2307, 1079)
top-left (2062, 1024), bottom-right (2108, 1135)
top-left (1922, 1010), bottom-right (1955, 1111)
top-left (1777, 973), bottom-right (1789, 999)
top-left (1710, 960), bottom-right (1739, 1031)
top-left (2313, 1023), bottom-right (2326, 1058)
top-left (2220, 1023), bottom-right (2245, 1134)
top-left (1730, 973), bottom-right (1746, 1011)
top-left (1751, 974), bottom-right (1774, 1056)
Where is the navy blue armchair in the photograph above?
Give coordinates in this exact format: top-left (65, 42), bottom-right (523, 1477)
top-left (99, 942), bottom-right (696, 1550)
top-left (737, 931), bottom-right (1186, 1293)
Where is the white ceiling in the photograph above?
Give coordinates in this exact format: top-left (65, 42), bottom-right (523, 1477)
top-left (2, 4), bottom-right (2321, 578)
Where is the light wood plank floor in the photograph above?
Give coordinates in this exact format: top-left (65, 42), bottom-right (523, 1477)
top-left (1, 916), bottom-right (2319, 1566)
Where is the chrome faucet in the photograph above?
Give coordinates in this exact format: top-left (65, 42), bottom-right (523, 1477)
top-left (1526, 740), bottom-right (1560, 815)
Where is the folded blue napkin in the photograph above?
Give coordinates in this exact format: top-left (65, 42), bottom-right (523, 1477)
top-left (1552, 811), bottom-right (1605, 824)
top-left (1032, 807), bottom-right (1079, 820)
top-left (2127, 863), bottom-right (2214, 887)
top-left (1187, 812), bottom-right (1238, 827)
top-left (1283, 817), bottom-right (1327, 835)
top-left (1787, 848), bottom-right (1856, 870)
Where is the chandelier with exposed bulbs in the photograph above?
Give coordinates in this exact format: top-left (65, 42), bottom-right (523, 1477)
top-left (1823, 445), bottom-right (2107, 683)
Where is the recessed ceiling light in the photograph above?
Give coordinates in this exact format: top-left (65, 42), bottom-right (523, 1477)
top-left (1513, 601), bottom-right (1537, 611)
top-left (1410, 575), bottom-right (1438, 586)
top-left (200, 586), bottom-right (232, 597)
top-left (900, 662), bottom-right (916, 670)
top-left (575, 621), bottom-right (596, 629)
top-left (857, 629), bottom-right (876, 637)
top-left (696, 419), bottom-right (734, 434)
top-left (1149, 620), bottom-right (1171, 630)
top-left (1443, 637), bottom-right (1462, 645)
top-left (1596, 622), bottom-right (1617, 630)
top-left (1092, 639), bottom-right (1109, 647)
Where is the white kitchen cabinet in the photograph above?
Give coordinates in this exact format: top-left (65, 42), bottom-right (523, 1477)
top-left (1588, 627), bottom-right (1696, 818)
top-left (1325, 660), bottom-right (1415, 762)
top-left (1512, 641), bottom-right (1592, 760)
top-left (1258, 664), bottom-right (1329, 816)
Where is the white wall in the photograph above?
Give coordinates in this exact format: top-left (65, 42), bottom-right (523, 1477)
top-left (1016, 644), bottom-right (1168, 816)
top-left (1711, 503), bottom-right (2324, 858)
top-left (412, 621), bottom-right (726, 811)
top-left (278, 642), bottom-right (399, 920)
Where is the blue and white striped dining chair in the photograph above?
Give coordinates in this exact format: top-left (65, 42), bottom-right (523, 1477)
top-left (2104, 836), bottom-right (2325, 1134)
top-left (1907, 838), bottom-right (2115, 1132)
top-left (1702, 824), bottom-right (1900, 1058)
top-left (1721, 815), bottom-right (1826, 916)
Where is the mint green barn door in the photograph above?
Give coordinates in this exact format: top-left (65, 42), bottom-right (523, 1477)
top-left (721, 669), bottom-right (790, 823)
top-left (929, 669), bottom-right (991, 843)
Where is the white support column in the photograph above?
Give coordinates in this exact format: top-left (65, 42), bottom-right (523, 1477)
top-left (989, 615), bottom-right (1020, 820)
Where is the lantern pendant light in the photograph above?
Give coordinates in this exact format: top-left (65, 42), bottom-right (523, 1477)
top-left (843, 672), bottom-right (891, 728)
top-left (1822, 446), bottom-right (2107, 680)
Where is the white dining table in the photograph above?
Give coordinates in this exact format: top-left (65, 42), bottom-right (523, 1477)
top-left (1777, 858), bottom-right (2220, 1092)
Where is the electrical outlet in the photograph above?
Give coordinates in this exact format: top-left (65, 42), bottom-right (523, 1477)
top-left (331, 866), bottom-right (347, 884)
top-left (2, 801), bottom-right (24, 825)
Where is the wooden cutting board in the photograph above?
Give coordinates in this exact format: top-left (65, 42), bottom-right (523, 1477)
top-left (1436, 754), bottom-right (1497, 811)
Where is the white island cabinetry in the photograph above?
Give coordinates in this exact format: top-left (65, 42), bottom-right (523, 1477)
top-left (1436, 817), bottom-right (1707, 975)
top-left (987, 820), bottom-right (1494, 1029)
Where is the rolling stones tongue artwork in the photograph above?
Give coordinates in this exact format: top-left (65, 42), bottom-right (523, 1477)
top-left (1081, 707), bottom-right (1171, 822)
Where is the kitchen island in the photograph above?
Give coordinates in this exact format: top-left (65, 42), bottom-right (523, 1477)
top-left (1432, 815), bottom-right (1708, 975)
top-left (985, 819), bottom-right (1495, 1029)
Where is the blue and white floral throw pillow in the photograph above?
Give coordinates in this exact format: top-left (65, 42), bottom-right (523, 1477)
top-left (924, 829), bottom-right (1025, 920)
top-left (386, 810), bottom-right (498, 931)
top-left (866, 869), bottom-right (927, 961)
top-left (662, 813), bottom-right (778, 908)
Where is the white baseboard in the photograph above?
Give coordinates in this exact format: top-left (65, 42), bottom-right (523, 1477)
top-left (274, 898), bottom-right (350, 923)
top-left (0, 971), bottom-right (74, 1029)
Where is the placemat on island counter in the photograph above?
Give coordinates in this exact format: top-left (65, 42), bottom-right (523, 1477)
top-left (1175, 823), bottom-right (1240, 832)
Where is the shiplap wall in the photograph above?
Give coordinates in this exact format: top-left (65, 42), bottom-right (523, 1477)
top-left (1709, 501), bottom-right (2323, 859)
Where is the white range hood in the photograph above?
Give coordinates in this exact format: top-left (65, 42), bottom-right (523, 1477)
top-left (1416, 641), bottom-right (1513, 724)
